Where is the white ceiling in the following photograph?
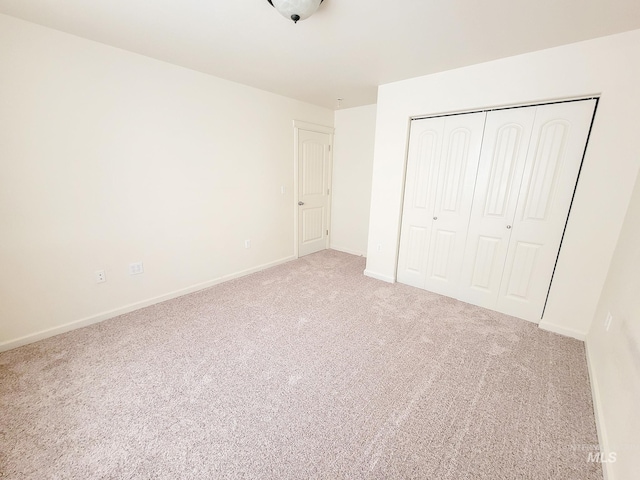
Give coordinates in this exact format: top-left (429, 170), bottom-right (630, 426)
top-left (1, 0), bottom-right (640, 109)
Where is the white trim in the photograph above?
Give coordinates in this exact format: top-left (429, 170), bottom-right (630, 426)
top-left (0, 255), bottom-right (296, 352)
top-left (538, 321), bottom-right (587, 340)
top-left (293, 120), bottom-right (335, 135)
top-left (410, 94), bottom-right (601, 121)
top-left (326, 136), bottom-right (334, 251)
top-left (364, 269), bottom-right (396, 284)
top-left (330, 245), bottom-right (367, 257)
top-left (585, 340), bottom-right (612, 480)
top-left (293, 124), bottom-right (300, 258)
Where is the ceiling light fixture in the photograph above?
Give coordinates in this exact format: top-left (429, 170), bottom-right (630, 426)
top-left (267, 0), bottom-right (324, 24)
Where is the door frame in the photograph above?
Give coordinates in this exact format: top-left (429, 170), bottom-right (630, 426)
top-left (396, 96), bottom-right (599, 322)
top-left (293, 120), bottom-right (335, 258)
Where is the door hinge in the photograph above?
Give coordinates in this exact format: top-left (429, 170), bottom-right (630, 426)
top-left (326, 230), bottom-right (329, 235)
top-left (327, 188), bottom-right (330, 195)
top-left (328, 145), bottom-right (331, 152)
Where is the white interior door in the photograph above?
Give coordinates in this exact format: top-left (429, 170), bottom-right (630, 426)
top-left (298, 129), bottom-right (331, 257)
top-left (423, 112), bottom-right (486, 297)
top-left (397, 117), bottom-right (445, 287)
top-left (496, 99), bottom-right (597, 321)
top-left (457, 107), bottom-right (536, 307)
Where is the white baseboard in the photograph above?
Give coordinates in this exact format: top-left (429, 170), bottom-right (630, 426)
top-left (538, 321), bottom-right (587, 341)
top-left (0, 255), bottom-right (296, 353)
top-left (329, 245), bottom-right (366, 257)
top-left (585, 340), bottom-right (612, 480)
top-left (363, 269), bottom-right (396, 284)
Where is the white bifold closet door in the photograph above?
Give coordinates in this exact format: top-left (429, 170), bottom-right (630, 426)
top-left (398, 99), bottom-right (596, 323)
top-left (397, 112), bottom-right (486, 295)
top-left (493, 100), bottom-right (596, 320)
top-left (457, 107), bottom-right (537, 308)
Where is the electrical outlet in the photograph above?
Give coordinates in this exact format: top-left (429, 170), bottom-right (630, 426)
top-left (95, 270), bottom-right (106, 283)
top-left (245, 239), bottom-right (251, 249)
top-left (376, 244), bottom-right (382, 252)
top-left (604, 312), bottom-right (613, 332)
top-left (129, 262), bottom-right (144, 275)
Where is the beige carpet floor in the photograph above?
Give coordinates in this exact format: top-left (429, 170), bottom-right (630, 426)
top-left (0, 250), bottom-right (602, 479)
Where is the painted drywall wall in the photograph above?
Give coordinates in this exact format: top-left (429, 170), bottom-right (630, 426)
top-left (0, 14), bottom-right (333, 349)
top-left (330, 105), bottom-right (377, 256)
top-left (587, 169), bottom-right (640, 480)
top-left (365, 29), bottom-right (640, 339)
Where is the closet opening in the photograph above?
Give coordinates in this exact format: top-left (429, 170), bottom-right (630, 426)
top-left (396, 97), bottom-right (599, 323)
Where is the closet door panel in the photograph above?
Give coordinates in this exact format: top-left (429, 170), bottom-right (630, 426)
top-left (497, 99), bottom-right (597, 322)
top-left (458, 107), bottom-right (536, 308)
top-left (424, 112), bottom-right (486, 296)
top-left (397, 117), bottom-right (445, 287)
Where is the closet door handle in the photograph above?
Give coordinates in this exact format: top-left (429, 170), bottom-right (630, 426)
top-left (506, 225), bottom-right (512, 229)
top-left (433, 217), bottom-right (438, 220)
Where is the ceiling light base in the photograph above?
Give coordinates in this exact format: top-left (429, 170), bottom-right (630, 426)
top-left (267, 0), bottom-right (324, 24)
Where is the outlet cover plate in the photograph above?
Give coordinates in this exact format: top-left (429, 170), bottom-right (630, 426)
top-left (129, 262), bottom-right (144, 275)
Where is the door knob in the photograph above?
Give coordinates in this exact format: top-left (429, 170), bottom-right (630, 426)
top-left (506, 225), bottom-right (512, 229)
top-left (433, 217), bottom-right (438, 220)
top-left (298, 201), bottom-right (305, 206)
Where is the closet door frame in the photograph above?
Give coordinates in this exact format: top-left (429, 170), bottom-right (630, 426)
top-left (396, 97), bottom-right (599, 323)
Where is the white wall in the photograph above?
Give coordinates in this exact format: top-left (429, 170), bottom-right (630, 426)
top-left (0, 14), bottom-right (333, 349)
top-left (330, 105), bottom-right (377, 256)
top-left (365, 29), bottom-right (640, 340)
top-left (587, 169), bottom-right (640, 480)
